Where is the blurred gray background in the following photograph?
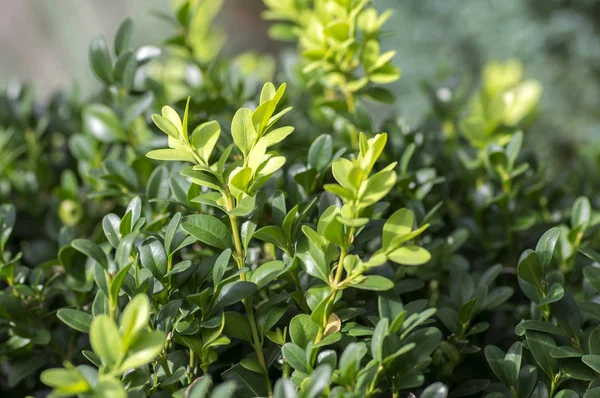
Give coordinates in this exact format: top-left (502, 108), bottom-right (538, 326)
top-left (0, 0), bottom-right (271, 96)
top-left (1, 0), bottom-right (599, 148)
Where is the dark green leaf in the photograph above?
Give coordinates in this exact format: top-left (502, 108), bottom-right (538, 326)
top-left (215, 281), bottom-right (257, 309)
top-left (89, 36), bottom-right (113, 83)
top-left (182, 215), bottom-right (232, 250)
top-left (57, 309), bottom-right (92, 334)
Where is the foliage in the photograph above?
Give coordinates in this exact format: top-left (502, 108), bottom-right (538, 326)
top-left (1, 1), bottom-right (600, 398)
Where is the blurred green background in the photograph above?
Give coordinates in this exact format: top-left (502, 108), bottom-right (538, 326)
top-left (1, 0), bottom-right (599, 150)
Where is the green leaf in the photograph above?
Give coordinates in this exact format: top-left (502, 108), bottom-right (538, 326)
top-left (458, 297), bottom-right (478, 325)
top-left (383, 208), bottom-right (414, 249)
top-left (90, 315), bottom-right (123, 368)
top-left (360, 169), bottom-right (397, 207)
top-left (102, 214), bottom-right (121, 248)
top-left (585, 388), bottom-right (600, 398)
top-left (257, 302), bottom-right (288, 338)
top-left (250, 260), bottom-right (286, 289)
top-left (82, 104), bottom-right (126, 143)
top-left (516, 365), bottom-right (537, 398)
top-left (590, 328), bottom-right (600, 355)
top-left (8, 356), bottom-right (46, 388)
top-left (420, 382), bottom-right (449, 398)
top-left (221, 363), bottom-right (266, 397)
top-left (371, 318), bottom-right (388, 362)
top-left (535, 227), bottom-right (560, 271)
top-left (213, 249), bottom-right (232, 287)
top-left (515, 320), bottom-right (567, 337)
top-left (388, 245), bottom-right (431, 266)
top-left (308, 134), bottom-right (333, 172)
top-left (182, 215), bottom-right (232, 250)
top-left (447, 379), bottom-right (489, 398)
top-left (114, 18), bottom-right (134, 56)
top-left (585, 266), bottom-right (600, 292)
top-left (191, 120), bottom-right (221, 163)
top-left (147, 148), bottom-right (195, 162)
top-left (537, 283), bottom-right (564, 307)
top-left (110, 264), bottom-right (131, 302)
top-left (0, 204), bottom-right (16, 249)
top-left (118, 330), bottom-right (165, 372)
top-left (289, 314), bottom-right (319, 349)
top-left (254, 226), bottom-right (289, 252)
top-left (152, 114), bottom-right (180, 139)
top-left (242, 192), bottom-right (265, 251)
top-left (554, 391), bottom-right (579, 398)
top-left (57, 309), bottom-right (93, 333)
top-left (95, 376), bottom-right (126, 398)
top-left (525, 330), bottom-right (558, 378)
top-left (231, 108), bottom-right (256, 156)
top-left (378, 289), bottom-right (404, 322)
top-left (562, 360), bottom-right (596, 381)
top-left (282, 343), bottom-right (309, 373)
top-left (71, 238), bottom-right (109, 270)
top-left (139, 237), bottom-right (168, 280)
top-left (89, 36), bottom-right (113, 83)
top-left (261, 126), bottom-right (294, 148)
top-left (504, 342), bottom-right (522, 386)
top-left (351, 275), bottom-right (394, 291)
top-left (485, 345), bottom-right (509, 385)
top-left (304, 365), bottom-right (333, 398)
top-left (550, 346), bottom-right (582, 358)
top-left (517, 250), bottom-right (543, 290)
top-left (113, 51), bottom-right (136, 90)
top-left (583, 355), bottom-right (600, 373)
top-left (274, 379), bottom-right (297, 398)
top-left (549, 292), bottom-right (581, 339)
top-left (224, 311), bottom-right (253, 344)
top-left (215, 281), bottom-right (257, 309)
top-left (119, 294), bottom-right (150, 350)
top-left (297, 239), bottom-right (329, 282)
top-left (572, 196), bottom-right (591, 230)
top-left (40, 367), bottom-right (92, 395)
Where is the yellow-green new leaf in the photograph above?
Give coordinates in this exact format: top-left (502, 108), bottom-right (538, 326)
top-left (162, 105), bottom-right (183, 135)
top-left (253, 100), bottom-right (277, 136)
top-left (256, 155), bottom-right (286, 178)
top-left (229, 167), bottom-right (253, 198)
top-left (40, 367), bottom-right (91, 395)
top-left (383, 209), bottom-right (414, 250)
top-left (95, 376), bottom-right (127, 398)
top-left (260, 126), bottom-right (294, 148)
top-left (260, 82), bottom-right (277, 104)
top-left (151, 114), bottom-right (180, 139)
top-left (117, 330), bottom-right (165, 373)
top-left (191, 120), bottom-right (221, 163)
top-left (90, 315), bottom-right (123, 368)
top-left (332, 158), bottom-right (354, 190)
top-left (119, 294), bottom-right (150, 350)
top-left (146, 149), bottom-right (195, 162)
top-left (388, 245), bottom-right (431, 266)
top-left (359, 169), bottom-right (397, 207)
top-left (231, 108), bottom-right (256, 156)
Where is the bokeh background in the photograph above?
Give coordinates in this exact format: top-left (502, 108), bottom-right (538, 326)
top-left (1, 0), bottom-right (599, 153)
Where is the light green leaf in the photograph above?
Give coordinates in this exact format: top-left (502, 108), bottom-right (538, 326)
top-left (83, 104), bottom-right (126, 143)
top-left (90, 315), bottom-right (122, 368)
top-left (119, 294), bottom-right (150, 350)
top-left (388, 245), bottom-right (431, 266)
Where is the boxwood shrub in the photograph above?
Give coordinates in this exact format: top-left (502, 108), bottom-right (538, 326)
top-left (1, 1), bottom-right (599, 398)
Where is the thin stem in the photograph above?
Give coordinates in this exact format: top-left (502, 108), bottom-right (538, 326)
top-left (228, 204), bottom-right (273, 397)
top-left (188, 350), bottom-right (195, 383)
top-left (501, 178), bottom-right (515, 258)
top-left (368, 365), bottom-right (384, 395)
